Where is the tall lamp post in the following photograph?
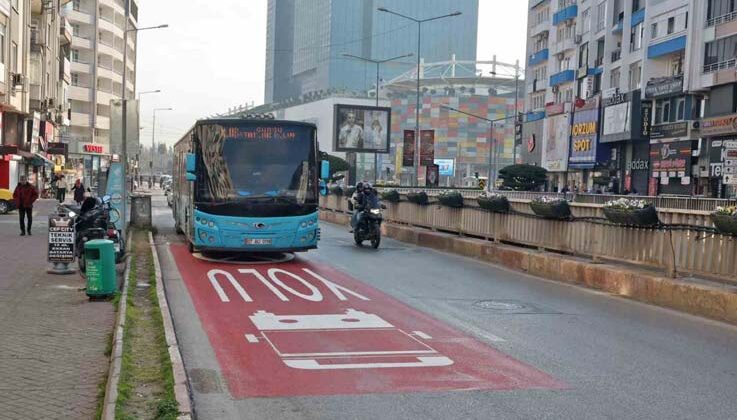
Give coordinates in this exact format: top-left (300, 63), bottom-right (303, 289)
top-left (490, 65), bottom-right (523, 164)
top-left (133, 90), bottom-right (160, 181)
top-left (442, 105), bottom-right (518, 190)
top-left (341, 52), bottom-right (413, 183)
top-left (120, 2), bottom-right (167, 218)
top-left (377, 7), bottom-right (461, 186)
top-left (152, 107), bottom-right (173, 179)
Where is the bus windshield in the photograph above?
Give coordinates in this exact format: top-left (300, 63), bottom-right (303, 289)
top-left (195, 123), bottom-right (317, 216)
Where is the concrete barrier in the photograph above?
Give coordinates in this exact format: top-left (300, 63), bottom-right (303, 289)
top-left (320, 212), bottom-right (737, 326)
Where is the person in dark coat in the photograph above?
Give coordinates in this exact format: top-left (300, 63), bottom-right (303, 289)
top-left (71, 179), bottom-right (85, 205)
top-left (13, 176), bottom-right (39, 236)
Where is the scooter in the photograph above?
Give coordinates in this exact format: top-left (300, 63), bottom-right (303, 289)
top-left (64, 195), bottom-right (125, 273)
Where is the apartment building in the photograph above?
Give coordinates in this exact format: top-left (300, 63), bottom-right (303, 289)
top-left (66, 0), bottom-right (137, 187)
top-left (523, 0), bottom-right (736, 198)
top-left (0, 0), bottom-right (73, 191)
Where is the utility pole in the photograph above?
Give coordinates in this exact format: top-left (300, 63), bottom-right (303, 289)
top-left (377, 8), bottom-right (462, 186)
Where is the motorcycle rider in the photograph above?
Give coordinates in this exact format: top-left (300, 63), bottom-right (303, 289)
top-left (350, 182), bottom-right (366, 232)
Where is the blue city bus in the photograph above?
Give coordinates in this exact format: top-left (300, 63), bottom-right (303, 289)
top-left (172, 117), bottom-right (324, 253)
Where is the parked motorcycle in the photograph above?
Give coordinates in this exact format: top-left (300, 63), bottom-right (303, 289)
top-left (349, 195), bottom-right (385, 249)
top-left (64, 195), bottom-right (125, 273)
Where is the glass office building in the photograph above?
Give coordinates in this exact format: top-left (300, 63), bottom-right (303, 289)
top-left (265, 0), bottom-right (479, 103)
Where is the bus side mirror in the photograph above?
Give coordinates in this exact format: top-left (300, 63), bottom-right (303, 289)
top-left (186, 173), bottom-right (196, 182)
top-left (319, 179), bottom-right (328, 196)
top-left (321, 160), bottom-right (330, 180)
top-left (186, 153), bottom-right (196, 173)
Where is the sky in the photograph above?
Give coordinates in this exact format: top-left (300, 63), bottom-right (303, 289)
top-left (135, 0), bottom-right (528, 146)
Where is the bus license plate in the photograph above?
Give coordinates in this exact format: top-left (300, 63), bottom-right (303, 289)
top-left (246, 238), bottom-right (272, 245)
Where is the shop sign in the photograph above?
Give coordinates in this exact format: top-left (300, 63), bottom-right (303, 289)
top-left (641, 102), bottom-right (652, 138)
top-left (627, 159), bottom-right (649, 171)
top-left (48, 216), bottom-right (75, 263)
top-left (696, 114), bottom-right (737, 137)
top-left (710, 139), bottom-right (737, 180)
top-left (47, 142), bottom-right (68, 157)
top-left (542, 113), bottom-right (570, 172)
top-left (602, 101), bottom-right (630, 136)
top-left (645, 76), bottom-right (684, 99)
top-left (649, 141), bottom-right (692, 176)
top-left (545, 102), bottom-right (567, 116)
top-left (568, 98), bottom-right (600, 168)
top-left (603, 92), bottom-right (627, 107)
top-left (650, 121), bottom-right (689, 140)
top-left (82, 143), bottom-right (105, 154)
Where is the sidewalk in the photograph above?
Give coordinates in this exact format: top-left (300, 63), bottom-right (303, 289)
top-left (0, 199), bottom-right (115, 419)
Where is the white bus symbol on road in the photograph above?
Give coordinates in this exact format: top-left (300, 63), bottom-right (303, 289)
top-left (245, 309), bottom-right (454, 370)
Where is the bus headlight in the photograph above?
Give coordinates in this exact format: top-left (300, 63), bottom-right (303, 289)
top-left (300, 221), bottom-right (308, 228)
top-left (198, 230), bottom-right (208, 241)
top-left (208, 221), bottom-right (215, 228)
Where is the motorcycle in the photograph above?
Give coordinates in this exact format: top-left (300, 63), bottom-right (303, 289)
top-left (349, 195), bottom-right (385, 249)
top-left (64, 195), bottom-right (125, 273)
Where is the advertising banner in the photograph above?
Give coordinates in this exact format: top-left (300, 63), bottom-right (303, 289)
top-left (426, 165), bottom-right (440, 187)
top-left (650, 122), bottom-right (689, 140)
top-left (696, 113), bottom-right (737, 137)
top-left (420, 130), bottom-right (435, 166)
top-left (649, 141), bottom-right (693, 177)
top-left (434, 158), bottom-right (455, 176)
top-left (645, 76), bottom-right (683, 99)
top-left (542, 113), bottom-right (570, 172)
top-left (602, 101), bottom-right (630, 136)
top-left (402, 130), bottom-right (415, 167)
top-left (334, 105), bottom-right (391, 153)
top-left (48, 217), bottom-right (75, 263)
top-left (568, 98), bottom-right (599, 169)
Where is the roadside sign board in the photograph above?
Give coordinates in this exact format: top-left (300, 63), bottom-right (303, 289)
top-left (48, 216), bottom-right (75, 263)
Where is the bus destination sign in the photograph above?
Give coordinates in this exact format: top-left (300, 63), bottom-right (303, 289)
top-left (226, 126), bottom-right (299, 141)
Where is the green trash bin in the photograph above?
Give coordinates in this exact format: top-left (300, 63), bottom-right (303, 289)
top-left (85, 239), bottom-right (117, 298)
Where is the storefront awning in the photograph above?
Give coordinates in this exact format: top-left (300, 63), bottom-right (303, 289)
top-left (31, 153), bottom-right (55, 168)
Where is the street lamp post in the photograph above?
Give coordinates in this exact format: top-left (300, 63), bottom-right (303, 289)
top-left (341, 52), bottom-right (413, 183)
top-left (377, 7), bottom-right (461, 186)
top-left (152, 107), bottom-right (173, 179)
top-left (133, 90), bottom-right (160, 182)
top-left (120, 0), bottom-right (167, 221)
top-left (442, 105), bottom-right (518, 190)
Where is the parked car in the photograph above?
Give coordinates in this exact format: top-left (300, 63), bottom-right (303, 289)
top-left (0, 188), bottom-right (16, 214)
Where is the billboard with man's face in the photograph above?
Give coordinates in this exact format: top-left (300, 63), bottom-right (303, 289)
top-left (334, 105), bottom-right (391, 153)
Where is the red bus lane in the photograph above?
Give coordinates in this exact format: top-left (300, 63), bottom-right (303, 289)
top-left (170, 244), bottom-right (565, 398)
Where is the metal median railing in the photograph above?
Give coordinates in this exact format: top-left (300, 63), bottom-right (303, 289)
top-left (375, 187), bottom-right (736, 212)
top-left (321, 194), bottom-right (737, 282)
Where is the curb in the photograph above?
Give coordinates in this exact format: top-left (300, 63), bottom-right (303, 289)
top-left (149, 232), bottom-right (193, 419)
top-left (319, 211), bottom-right (737, 326)
top-left (101, 235), bottom-right (133, 420)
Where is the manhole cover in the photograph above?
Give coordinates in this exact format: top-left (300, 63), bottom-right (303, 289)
top-left (473, 300), bottom-right (528, 311)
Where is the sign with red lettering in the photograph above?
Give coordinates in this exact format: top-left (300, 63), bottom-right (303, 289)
top-left (82, 143), bottom-right (105, 154)
top-left (650, 141), bottom-right (692, 176)
top-left (169, 245), bottom-right (564, 398)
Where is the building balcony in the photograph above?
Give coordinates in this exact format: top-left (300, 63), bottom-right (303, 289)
top-left (99, 16), bottom-right (124, 37)
top-left (71, 60), bottom-right (92, 73)
top-left (96, 115), bottom-right (110, 130)
top-left (70, 85), bottom-right (91, 101)
top-left (701, 59), bottom-right (737, 88)
top-left (554, 37), bottom-right (577, 53)
top-left (98, 41), bottom-right (122, 59)
top-left (553, 5), bottom-right (577, 26)
top-left (631, 9), bottom-right (645, 27)
top-left (527, 78), bottom-right (548, 94)
top-left (528, 49), bottom-right (549, 66)
top-left (72, 35), bottom-right (92, 50)
top-left (66, 9), bottom-right (94, 25)
top-left (529, 20), bottom-right (550, 37)
top-left (594, 56), bottom-right (605, 67)
top-left (707, 10), bottom-right (737, 27)
top-left (550, 69), bottom-right (575, 86)
top-left (648, 35), bottom-right (686, 59)
top-left (71, 112), bottom-right (91, 128)
top-left (60, 18), bottom-right (72, 45)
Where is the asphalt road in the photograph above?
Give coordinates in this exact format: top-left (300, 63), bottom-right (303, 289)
top-left (151, 192), bottom-right (737, 420)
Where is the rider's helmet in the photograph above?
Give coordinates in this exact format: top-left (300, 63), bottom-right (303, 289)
top-left (356, 182), bottom-right (364, 192)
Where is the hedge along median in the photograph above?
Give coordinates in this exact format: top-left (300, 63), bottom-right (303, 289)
top-left (318, 211), bottom-right (737, 326)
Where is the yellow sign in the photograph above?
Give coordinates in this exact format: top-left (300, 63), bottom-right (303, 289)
top-left (572, 138), bottom-right (592, 152)
top-left (571, 121), bottom-right (597, 136)
top-left (478, 179), bottom-right (487, 190)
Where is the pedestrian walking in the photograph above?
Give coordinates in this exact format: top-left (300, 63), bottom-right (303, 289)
top-left (56, 175), bottom-right (68, 203)
top-left (72, 179), bottom-right (85, 205)
top-left (13, 176), bottom-right (39, 236)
